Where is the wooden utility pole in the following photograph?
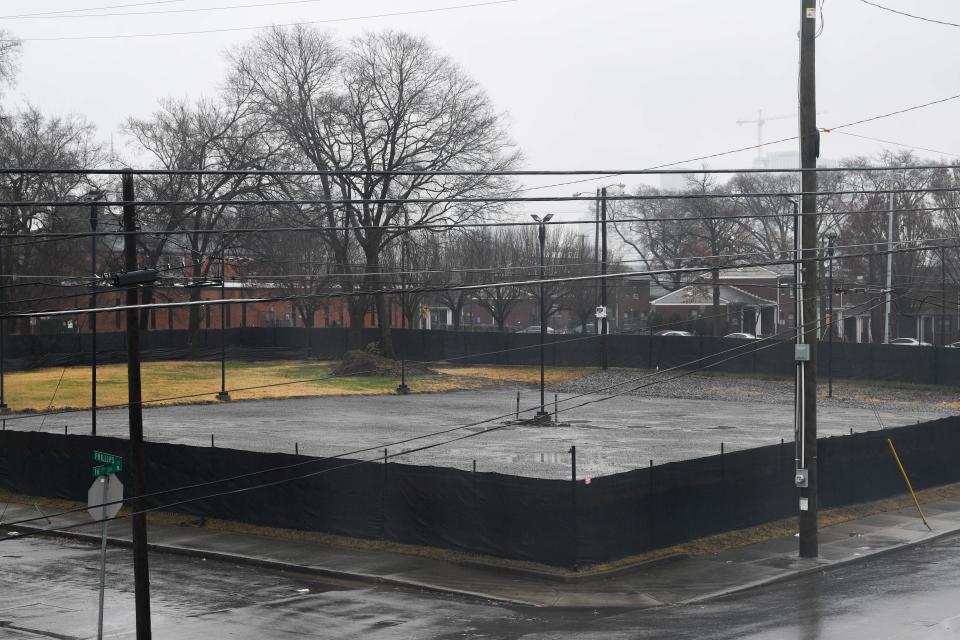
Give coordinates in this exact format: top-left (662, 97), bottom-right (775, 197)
top-left (122, 170), bottom-right (152, 638)
top-left (798, 0), bottom-right (820, 558)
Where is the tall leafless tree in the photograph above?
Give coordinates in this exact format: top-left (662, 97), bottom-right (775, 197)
top-left (229, 26), bottom-right (520, 355)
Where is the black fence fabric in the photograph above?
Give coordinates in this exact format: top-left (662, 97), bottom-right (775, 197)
top-left (2, 416), bottom-right (959, 568)
top-left (7, 327), bottom-right (960, 386)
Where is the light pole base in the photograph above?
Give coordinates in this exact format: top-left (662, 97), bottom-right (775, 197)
top-left (395, 383), bottom-right (410, 395)
top-left (216, 391), bottom-right (231, 401)
top-left (532, 411), bottom-right (551, 425)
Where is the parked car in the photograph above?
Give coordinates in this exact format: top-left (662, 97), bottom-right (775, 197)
top-left (655, 330), bottom-right (694, 337)
top-left (723, 332), bottom-right (758, 340)
top-left (517, 325), bottom-right (557, 334)
top-left (947, 341), bottom-right (960, 348)
top-left (888, 337), bottom-right (932, 346)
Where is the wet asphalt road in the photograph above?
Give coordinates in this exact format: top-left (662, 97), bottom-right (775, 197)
top-left (7, 388), bottom-right (944, 479)
top-left (3, 530), bottom-right (960, 639)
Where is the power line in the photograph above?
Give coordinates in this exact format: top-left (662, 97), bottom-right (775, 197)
top-left (4, 236), bottom-right (959, 320)
top-left (6, 0), bottom-right (430, 20)
top-left (3, 162), bottom-right (960, 177)
top-left (821, 94), bottom-right (960, 132)
top-left (1, 185), bottom-right (960, 209)
top-left (0, 0), bottom-right (184, 19)
top-left (14, 0), bottom-right (518, 42)
top-left (857, 0), bottom-right (960, 29)
top-left (828, 130), bottom-right (958, 158)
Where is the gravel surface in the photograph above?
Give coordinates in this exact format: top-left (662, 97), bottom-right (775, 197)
top-left (9, 368), bottom-right (954, 479)
top-left (556, 368), bottom-right (960, 419)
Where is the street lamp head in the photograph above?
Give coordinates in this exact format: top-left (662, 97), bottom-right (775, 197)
top-left (530, 214), bottom-right (542, 223)
top-left (542, 214), bottom-right (554, 223)
top-left (82, 188), bottom-right (105, 202)
top-left (826, 231), bottom-right (838, 241)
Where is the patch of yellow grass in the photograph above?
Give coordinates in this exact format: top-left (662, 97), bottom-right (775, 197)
top-left (432, 365), bottom-right (592, 385)
top-left (3, 361), bottom-right (593, 412)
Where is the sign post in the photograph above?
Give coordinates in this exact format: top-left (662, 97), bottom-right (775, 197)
top-left (89, 453), bottom-right (123, 640)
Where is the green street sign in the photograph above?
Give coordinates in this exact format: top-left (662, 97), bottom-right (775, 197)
top-left (93, 451), bottom-right (123, 466)
top-left (93, 464), bottom-right (122, 478)
top-left (92, 452), bottom-right (123, 477)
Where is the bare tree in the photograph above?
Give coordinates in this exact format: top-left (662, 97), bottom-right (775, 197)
top-left (0, 107), bottom-right (102, 330)
top-left (229, 26), bottom-right (520, 355)
top-left (124, 95), bottom-right (278, 337)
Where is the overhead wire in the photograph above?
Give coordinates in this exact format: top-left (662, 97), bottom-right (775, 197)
top-left (13, 0), bottom-right (518, 42)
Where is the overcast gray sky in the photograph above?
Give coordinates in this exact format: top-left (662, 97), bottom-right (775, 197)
top-left (4, 0), bottom-right (959, 218)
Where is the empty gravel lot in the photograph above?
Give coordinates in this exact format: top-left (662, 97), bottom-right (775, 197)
top-left (8, 368), bottom-right (954, 479)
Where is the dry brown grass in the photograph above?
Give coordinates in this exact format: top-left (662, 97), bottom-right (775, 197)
top-left (2, 361), bottom-right (592, 412)
top-left (432, 364), bottom-right (592, 386)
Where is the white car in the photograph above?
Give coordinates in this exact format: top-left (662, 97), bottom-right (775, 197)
top-left (724, 332), bottom-right (758, 340)
top-left (655, 330), bottom-right (694, 337)
top-left (888, 337), bottom-right (931, 346)
top-left (517, 325), bottom-right (556, 334)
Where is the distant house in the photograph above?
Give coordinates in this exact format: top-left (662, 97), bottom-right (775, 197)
top-left (651, 265), bottom-right (792, 335)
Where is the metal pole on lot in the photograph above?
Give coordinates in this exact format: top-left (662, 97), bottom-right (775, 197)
top-left (569, 444), bottom-right (577, 569)
top-left (531, 214), bottom-right (553, 420)
top-left (397, 210), bottom-right (410, 394)
top-left (88, 191), bottom-right (101, 434)
top-left (601, 188), bottom-right (608, 370)
top-left (885, 191), bottom-right (894, 343)
top-left (827, 234), bottom-right (836, 398)
top-left (217, 233), bottom-right (230, 401)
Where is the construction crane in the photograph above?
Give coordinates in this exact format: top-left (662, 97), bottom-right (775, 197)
top-left (736, 109), bottom-right (797, 161)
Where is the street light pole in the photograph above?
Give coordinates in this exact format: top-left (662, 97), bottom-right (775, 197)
top-left (216, 234), bottom-right (230, 401)
top-left (827, 234), bottom-right (836, 398)
top-left (601, 188), bottom-right (608, 370)
top-left (396, 210), bottom-right (410, 394)
top-left (531, 213), bottom-right (553, 420)
top-left (85, 189), bottom-right (103, 435)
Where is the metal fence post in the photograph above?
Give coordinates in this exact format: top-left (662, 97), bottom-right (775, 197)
top-left (570, 445), bottom-right (577, 570)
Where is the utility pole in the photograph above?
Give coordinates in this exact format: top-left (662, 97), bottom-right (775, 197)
top-left (797, 0), bottom-right (820, 559)
top-left (600, 188), bottom-right (608, 370)
top-left (121, 170), bottom-right (152, 639)
top-left (885, 192), bottom-right (894, 344)
top-left (941, 245), bottom-right (947, 345)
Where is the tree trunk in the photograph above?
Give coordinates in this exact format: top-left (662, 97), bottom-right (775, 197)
top-left (363, 248), bottom-right (394, 358)
top-left (187, 286), bottom-right (203, 351)
top-left (348, 298), bottom-right (366, 350)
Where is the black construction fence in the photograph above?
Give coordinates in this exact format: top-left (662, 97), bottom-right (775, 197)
top-left (6, 327), bottom-right (960, 386)
top-left (2, 415), bottom-right (958, 567)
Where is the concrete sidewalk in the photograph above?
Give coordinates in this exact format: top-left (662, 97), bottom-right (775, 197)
top-left (5, 498), bottom-right (960, 608)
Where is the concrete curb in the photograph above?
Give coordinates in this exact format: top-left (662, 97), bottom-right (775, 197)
top-left (6, 522), bottom-right (545, 608)
top-left (454, 552), bottom-right (688, 584)
top-left (680, 522), bottom-right (960, 606)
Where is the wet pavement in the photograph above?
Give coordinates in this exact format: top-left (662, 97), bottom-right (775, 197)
top-left (5, 388), bottom-right (944, 479)
top-left (3, 521), bottom-right (960, 638)
top-left (5, 494), bottom-right (960, 611)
